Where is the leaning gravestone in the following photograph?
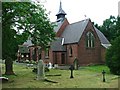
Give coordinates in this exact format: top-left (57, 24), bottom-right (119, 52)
top-left (73, 57), bottom-right (78, 70)
top-left (37, 60), bottom-right (45, 80)
top-left (5, 57), bottom-right (15, 75)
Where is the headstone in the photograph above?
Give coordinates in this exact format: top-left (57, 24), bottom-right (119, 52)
top-left (73, 57), bottom-right (78, 70)
top-left (102, 70), bottom-right (106, 82)
top-left (37, 60), bottom-right (45, 80)
top-left (48, 62), bottom-right (52, 69)
top-left (54, 64), bottom-right (58, 69)
top-left (5, 57), bottom-right (15, 75)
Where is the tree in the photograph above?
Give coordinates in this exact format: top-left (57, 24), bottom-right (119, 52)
top-left (115, 16), bottom-right (120, 37)
top-left (2, 2), bottom-right (29, 60)
top-left (2, 2), bottom-right (55, 74)
top-left (99, 15), bottom-right (117, 42)
top-left (2, 2), bottom-right (55, 60)
top-left (105, 16), bottom-right (120, 75)
top-left (106, 36), bottom-right (120, 75)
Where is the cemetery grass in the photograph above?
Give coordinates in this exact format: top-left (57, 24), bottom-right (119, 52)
top-left (1, 63), bottom-right (119, 88)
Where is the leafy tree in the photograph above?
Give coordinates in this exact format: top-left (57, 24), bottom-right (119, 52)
top-left (99, 15), bottom-right (117, 42)
top-left (93, 16), bottom-right (120, 75)
top-left (105, 16), bottom-right (120, 75)
top-left (92, 22), bottom-right (100, 30)
top-left (2, 2), bottom-right (55, 74)
top-left (2, 2), bottom-right (55, 60)
top-left (2, 2), bottom-right (29, 60)
top-left (106, 36), bottom-right (120, 75)
top-left (115, 16), bottom-right (120, 37)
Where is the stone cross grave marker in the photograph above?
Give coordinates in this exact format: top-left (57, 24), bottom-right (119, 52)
top-left (37, 60), bottom-right (45, 80)
top-left (69, 65), bottom-right (74, 78)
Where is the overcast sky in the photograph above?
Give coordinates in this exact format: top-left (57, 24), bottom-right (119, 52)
top-left (40, 0), bottom-right (119, 25)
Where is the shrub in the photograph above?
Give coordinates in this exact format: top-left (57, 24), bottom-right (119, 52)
top-left (45, 67), bottom-right (50, 72)
top-left (106, 36), bottom-right (120, 75)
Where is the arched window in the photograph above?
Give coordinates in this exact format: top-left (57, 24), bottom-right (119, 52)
top-left (86, 32), bottom-right (95, 48)
top-left (69, 46), bottom-right (72, 56)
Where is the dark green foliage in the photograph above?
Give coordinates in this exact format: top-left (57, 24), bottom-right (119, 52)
top-left (45, 67), bottom-right (50, 72)
top-left (2, 2), bottom-right (55, 60)
top-left (105, 16), bottom-right (120, 75)
top-left (92, 16), bottom-right (119, 42)
top-left (99, 15), bottom-right (117, 42)
top-left (106, 36), bottom-right (120, 75)
top-left (93, 16), bottom-right (120, 75)
top-left (115, 17), bottom-right (120, 37)
top-left (32, 68), bottom-right (37, 73)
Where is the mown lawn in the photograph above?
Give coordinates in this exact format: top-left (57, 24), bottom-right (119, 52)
top-left (1, 63), bottom-right (119, 88)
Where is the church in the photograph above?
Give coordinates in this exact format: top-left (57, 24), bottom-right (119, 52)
top-left (18, 2), bottom-right (111, 66)
top-left (40, 2), bottom-right (111, 66)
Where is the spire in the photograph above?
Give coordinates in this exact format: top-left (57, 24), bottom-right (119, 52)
top-left (59, 1), bottom-right (62, 11)
top-left (59, 1), bottom-right (63, 13)
top-left (56, 1), bottom-right (66, 20)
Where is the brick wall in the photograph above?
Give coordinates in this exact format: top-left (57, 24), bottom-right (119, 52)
top-left (41, 48), bottom-right (53, 64)
top-left (77, 19), bottom-right (102, 66)
top-left (41, 19), bottom-right (107, 66)
top-left (66, 44), bottom-right (78, 65)
top-left (101, 46), bottom-right (106, 63)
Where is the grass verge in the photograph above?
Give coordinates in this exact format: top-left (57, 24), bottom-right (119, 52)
top-left (1, 63), bottom-right (119, 88)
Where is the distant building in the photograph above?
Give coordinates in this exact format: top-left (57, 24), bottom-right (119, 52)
top-left (18, 1), bottom-right (111, 66)
top-left (17, 36), bottom-right (41, 62)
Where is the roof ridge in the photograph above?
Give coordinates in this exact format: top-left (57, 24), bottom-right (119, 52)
top-left (61, 18), bottom-right (89, 44)
top-left (69, 18), bottom-right (90, 25)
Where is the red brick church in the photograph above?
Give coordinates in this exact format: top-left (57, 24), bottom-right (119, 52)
top-left (41, 1), bottom-right (111, 66)
top-left (18, 2), bottom-right (111, 66)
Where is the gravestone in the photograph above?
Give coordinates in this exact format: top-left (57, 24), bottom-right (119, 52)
top-left (48, 62), bottom-right (52, 69)
top-left (102, 70), bottom-right (106, 82)
top-left (73, 57), bottom-right (78, 70)
top-left (5, 57), bottom-right (15, 75)
top-left (37, 60), bottom-right (45, 80)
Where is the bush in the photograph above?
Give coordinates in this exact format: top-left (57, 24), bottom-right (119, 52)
top-left (106, 36), bottom-right (120, 75)
top-left (45, 67), bottom-right (49, 72)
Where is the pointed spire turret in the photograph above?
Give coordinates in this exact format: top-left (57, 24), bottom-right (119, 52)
top-left (56, 1), bottom-right (66, 20)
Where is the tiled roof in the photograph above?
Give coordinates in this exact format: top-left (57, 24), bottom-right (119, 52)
top-left (54, 20), bottom-right (65, 33)
top-left (51, 37), bottom-right (66, 52)
top-left (61, 19), bottom-right (89, 44)
top-left (94, 26), bottom-right (110, 44)
top-left (52, 18), bottom-right (111, 51)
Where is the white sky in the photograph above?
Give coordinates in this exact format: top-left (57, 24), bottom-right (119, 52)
top-left (40, 0), bottom-right (119, 25)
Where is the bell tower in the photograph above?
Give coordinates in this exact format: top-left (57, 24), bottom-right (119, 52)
top-left (56, 1), bottom-right (66, 22)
